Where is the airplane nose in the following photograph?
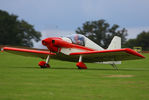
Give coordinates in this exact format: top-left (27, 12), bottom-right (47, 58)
top-left (42, 39), bottom-right (50, 46)
top-left (42, 40), bottom-right (47, 46)
top-left (42, 37), bottom-right (62, 46)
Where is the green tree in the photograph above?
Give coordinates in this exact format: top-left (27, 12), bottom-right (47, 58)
top-left (76, 19), bottom-right (128, 48)
top-left (125, 31), bottom-right (149, 50)
top-left (125, 39), bottom-right (137, 48)
top-left (0, 10), bottom-right (41, 47)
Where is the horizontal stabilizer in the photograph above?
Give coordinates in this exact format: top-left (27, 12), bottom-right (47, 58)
top-left (98, 61), bottom-right (121, 64)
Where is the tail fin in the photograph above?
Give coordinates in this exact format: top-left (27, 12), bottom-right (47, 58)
top-left (104, 36), bottom-right (121, 65)
top-left (107, 36), bottom-right (121, 50)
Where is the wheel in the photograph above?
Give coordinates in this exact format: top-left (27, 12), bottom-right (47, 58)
top-left (38, 61), bottom-right (50, 68)
top-left (76, 62), bottom-right (87, 69)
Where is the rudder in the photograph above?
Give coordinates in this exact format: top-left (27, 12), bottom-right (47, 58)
top-left (107, 36), bottom-right (121, 50)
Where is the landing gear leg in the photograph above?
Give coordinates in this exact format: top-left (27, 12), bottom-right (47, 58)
top-left (76, 55), bottom-right (87, 69)
top-left (111, 63), bottom-right (118, 70)
top-left (38, 55), bottom-right (50, 68)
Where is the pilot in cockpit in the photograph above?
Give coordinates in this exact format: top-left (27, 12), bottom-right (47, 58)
top-left (68, 34), bottom-right (85, 46)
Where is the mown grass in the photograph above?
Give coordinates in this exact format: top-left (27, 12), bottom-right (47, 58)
top-left (0, 52), bottom-right (149, 100)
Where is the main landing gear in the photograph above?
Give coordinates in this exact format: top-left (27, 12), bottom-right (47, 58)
top-left (38, 55), bottom-right (87, 69)
top-left (38, 55), bottom-right (50, 68)
top-left (76, 55), bottom-right (87, 69)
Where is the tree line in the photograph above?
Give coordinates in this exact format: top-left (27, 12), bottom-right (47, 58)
top-left (0, 10), bottom-right (41, 47)
top-left (76, 20), bottom-right (149, 50)
top-left (0, 9), bottom-right (149, 50)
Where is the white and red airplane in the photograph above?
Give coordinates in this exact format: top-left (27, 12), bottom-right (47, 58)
top-left (1, 34), bottom-right (145, 69)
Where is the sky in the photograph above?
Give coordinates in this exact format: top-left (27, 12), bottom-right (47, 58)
top-left (0, 0), bottom-right (149, 47)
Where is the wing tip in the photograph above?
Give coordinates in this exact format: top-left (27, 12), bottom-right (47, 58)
top-left (124, 48), bottom-right (145, 58)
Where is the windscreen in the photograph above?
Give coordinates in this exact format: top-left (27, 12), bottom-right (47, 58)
top-left (68, 34), bottom-right (85, 46)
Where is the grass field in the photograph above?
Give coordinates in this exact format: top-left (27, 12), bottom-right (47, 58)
top-left (0, 52), bottom-right (149, 100)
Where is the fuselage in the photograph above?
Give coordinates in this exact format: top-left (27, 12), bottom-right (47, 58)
top-left (42, 34), bottom-right (104, 55)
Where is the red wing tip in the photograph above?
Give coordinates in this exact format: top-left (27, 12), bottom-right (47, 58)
top-left (124, 48), bottom-right (145, 58)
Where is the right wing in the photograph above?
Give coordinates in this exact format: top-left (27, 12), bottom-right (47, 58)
top-left (2, 47), bottom-right (55, 59)
top-left (69, 48), bottom-right (145, 62)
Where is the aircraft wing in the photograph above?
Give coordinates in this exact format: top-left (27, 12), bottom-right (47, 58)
top-left (2, 47), bottom-right (55, 59)
top-left (69, 48), bottom-right (145, 62)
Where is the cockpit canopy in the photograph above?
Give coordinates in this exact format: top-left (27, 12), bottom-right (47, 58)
top-left (67, 34), bottom-right (85, 46)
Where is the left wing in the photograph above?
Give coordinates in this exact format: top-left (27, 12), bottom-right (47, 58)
top-left (70, 48), bottom-right (145, 62)
top-left (2, 47), bottom-right (55, 59)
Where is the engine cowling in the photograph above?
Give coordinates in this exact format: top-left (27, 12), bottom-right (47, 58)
top-left (42, 37), bottom-right (59, 52)
top-left (42, 37), bottom-right (94, 52)
top-left (42, 37), bottom-right (72, 52)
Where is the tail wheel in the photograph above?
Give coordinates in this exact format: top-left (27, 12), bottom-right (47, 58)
top-left (38, 61), bottom-right (50, 68)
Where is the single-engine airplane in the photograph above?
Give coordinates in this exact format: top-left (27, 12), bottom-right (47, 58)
top-left (1, 34), bottom-right (145, 69)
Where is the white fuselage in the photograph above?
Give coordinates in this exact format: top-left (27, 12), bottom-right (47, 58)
top-left (60, 35), bottom-right (104, 55)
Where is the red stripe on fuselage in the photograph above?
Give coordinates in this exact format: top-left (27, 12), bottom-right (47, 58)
top-left (65, 43), bottom-right (95, 51)
top-left (42, 37), bottom-right (95, 52)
